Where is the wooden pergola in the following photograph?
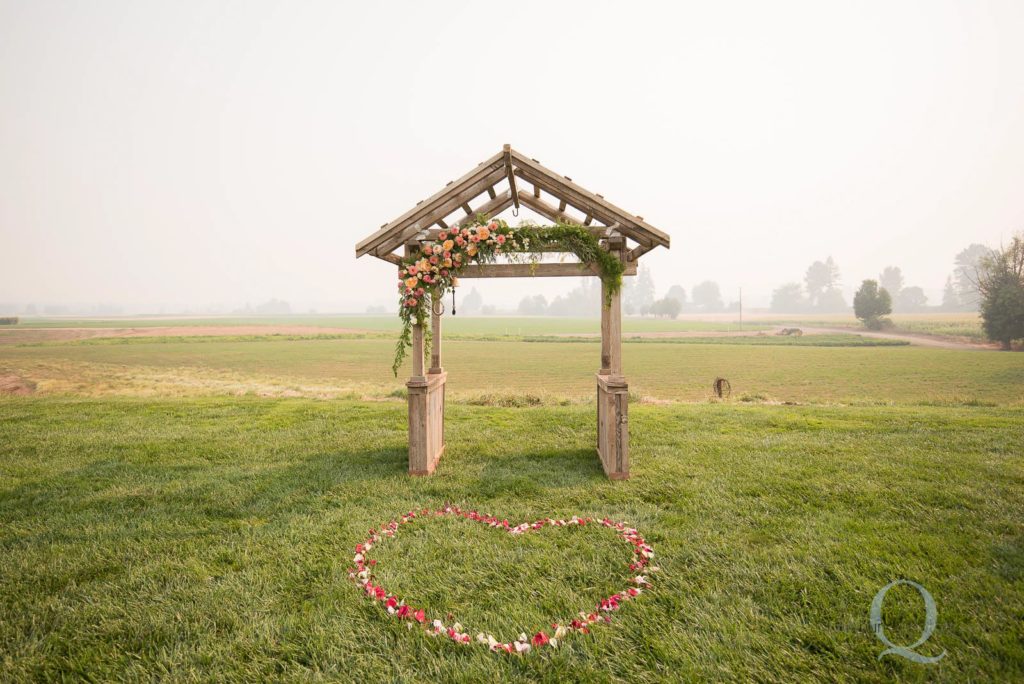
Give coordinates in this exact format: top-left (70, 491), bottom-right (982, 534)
top-left (356, 145), bottom-right (669, 479)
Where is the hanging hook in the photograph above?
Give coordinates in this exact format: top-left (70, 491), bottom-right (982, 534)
top-left (512, 206), bottom-right (519, 217)
top-left (431, 295), bottom-right (445, 316)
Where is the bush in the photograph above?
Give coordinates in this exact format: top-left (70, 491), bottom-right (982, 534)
top-left (853, 280), bottom-right (892, 329)
top-left (977, 234), bottom-right (1024, 349)
top-left (0, 317), bottom-right (19, 325)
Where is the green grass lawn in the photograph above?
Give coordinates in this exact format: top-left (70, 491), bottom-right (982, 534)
top-left (0, 397), bottom-right (1021, 681)
top-left (3, 337), bottom-right (1022, 405)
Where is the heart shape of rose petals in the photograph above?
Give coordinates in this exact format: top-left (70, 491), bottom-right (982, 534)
top-left (349, 505), bottom-right (657, 654)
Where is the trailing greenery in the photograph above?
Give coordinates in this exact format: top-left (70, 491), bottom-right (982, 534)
top-left (393, 217), bottom-right (624, 375)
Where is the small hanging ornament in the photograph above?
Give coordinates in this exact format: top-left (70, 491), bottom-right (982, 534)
top-left (451, 286), bottom-right (456, 316)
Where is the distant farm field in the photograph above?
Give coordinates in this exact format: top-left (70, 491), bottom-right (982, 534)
top-left (1, 332), bottom-right (1020, 405)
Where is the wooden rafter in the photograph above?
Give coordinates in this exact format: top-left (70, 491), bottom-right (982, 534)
top-left (356, 145), bottom-right (669, 264)
top-left (502, 144), bottom-right (520, 212)
top-left (356, 151), bottom-right (505, 258)
top-left (508, 149), bottom-right (670, 248)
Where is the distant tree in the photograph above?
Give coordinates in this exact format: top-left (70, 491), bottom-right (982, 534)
top-left (365, 305), bottom-right (387, 314)
top-left (976, 233), bottom-right (1024, 349)
top-left (623, 266), bottom-right (656, 315)
top-left (517, 294), bottom-right (548, 316)
top-left (853, 280), bottom-right (892, 330)
top-left (665, 285), bottom-right (687, 309)
top-left (480, 304), bottom-right (497, 315)
top-left (941, 276), bottom-right (960, 311)
top-left (254, 298), bottom-right (291, 315)
top-left (691, 281), bottom-right (724, 312)
top-left (878, 266), bottom-right (904, 299)
top-left (651, 297), bottom-right (682, 319)
top-left (23, 304), bottom-right (37, 315)
top-left (461, 287), bottom-right (483, 315)
top-left (804, 257), bottom-right (841, 307)
top-left (895, 286), bottom-right (928, 312)
top-left (770, 282), bottom-right (805, 312)
top-left (817, 287), bottom-right (848, 312)
top-left (954, 244), bottom-right (991, 310)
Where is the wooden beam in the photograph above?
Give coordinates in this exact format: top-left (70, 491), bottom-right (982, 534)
top-left (461, 203), bottom-right (473, 215)
top-left (357, 150), bottom-right (504, 257)
top-left (436, 219), bottom-right (449, 231)
top-left (457, 260), bottom-right (637, 278)
top-left (517, 168), bottom-right (657, 249)
top-left (374, 250), bottom-right (402, 265)
top-left (519, 191), bottom-right (583, 225)
top-left (502, 143), bottom-right (520, 211)
top-left (533, 184), bottom-right (540, 198)
top-left (515, 168), bottom-right (625, 232)
top-left (486, 186), bottom-right (497, 200)
top-left (508, 149), bottom-right (671, 248)
top-left (420, 192), bottom-right (513, 239)
top-left (378, 169), bottom-right (507, 254)
top-left (627, 243), bottom-right (655, 262)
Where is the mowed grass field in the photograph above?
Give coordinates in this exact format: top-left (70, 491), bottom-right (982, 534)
top-left (1, 314), bottom-right (1021, 681)
top-left (1, 398), bottom-right (1022, 682)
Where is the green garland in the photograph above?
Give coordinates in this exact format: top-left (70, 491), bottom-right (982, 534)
top-left (392, 217), bottom-right (624, 376)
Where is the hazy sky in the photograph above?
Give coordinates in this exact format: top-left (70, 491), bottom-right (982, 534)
top-left (2, 0), bottom-right (1022, 312)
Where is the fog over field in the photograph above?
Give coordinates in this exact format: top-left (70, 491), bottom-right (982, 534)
top-left (2, 0), bottom-right (1023, 314)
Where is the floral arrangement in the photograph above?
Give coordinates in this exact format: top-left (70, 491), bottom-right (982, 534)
top-left (393, 217), bottom-right (625, 375)
top-left (348, 504), bottom-right (658, 654)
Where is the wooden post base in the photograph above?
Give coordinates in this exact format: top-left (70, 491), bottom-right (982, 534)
top-left (597, 373), bottom-right (629, 479)
top-left (408, 372), bottom-right (446, 475)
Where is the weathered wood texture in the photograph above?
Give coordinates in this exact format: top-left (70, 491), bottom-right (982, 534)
top-left (457, 261), bottom-right (637, 279)
top-left (361, 145), bottom-right (666, 479)
top-left (408, 372), bottom-right (446, 475)
top-left (597, 373), bottom-right (629, 479)
top-left (357, 145), bottom-right (669, 264)
top-left (429, 302), bottom-right (442, 374)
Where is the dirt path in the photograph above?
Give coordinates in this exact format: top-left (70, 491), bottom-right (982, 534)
top-left (0, 325), bottom-right (373, 345)
top-left (553, 326), bottom-right (994, 350)
top-left (795, 326), bottom-right (994, 351)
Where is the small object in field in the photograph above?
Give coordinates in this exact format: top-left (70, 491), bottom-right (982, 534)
top-left (0, 316), bottom-right (19, 325)
top-left (713, 377), bottom-right (731, 398)
top-left (777, 327), bottom-right (803, 336)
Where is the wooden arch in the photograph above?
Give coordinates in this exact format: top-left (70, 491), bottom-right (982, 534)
top-left (356, 145), bottom-right (670, 479)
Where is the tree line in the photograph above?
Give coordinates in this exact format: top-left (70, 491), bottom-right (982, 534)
top-left (768, 244), bottom-right (988, 314)
top-left (852, 234), bottom-right (1024, 348)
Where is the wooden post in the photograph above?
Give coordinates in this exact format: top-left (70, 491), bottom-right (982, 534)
top-left (429, 296), bottom-right (442, 374)
top-left (411, 323), bottom-right (424, 378)
top-left (596, 238), bottom-right (628, 479)
top-left (609, 284), bottom-right (622, 378)
top-left (600, 279), bottom-right (611, 375)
